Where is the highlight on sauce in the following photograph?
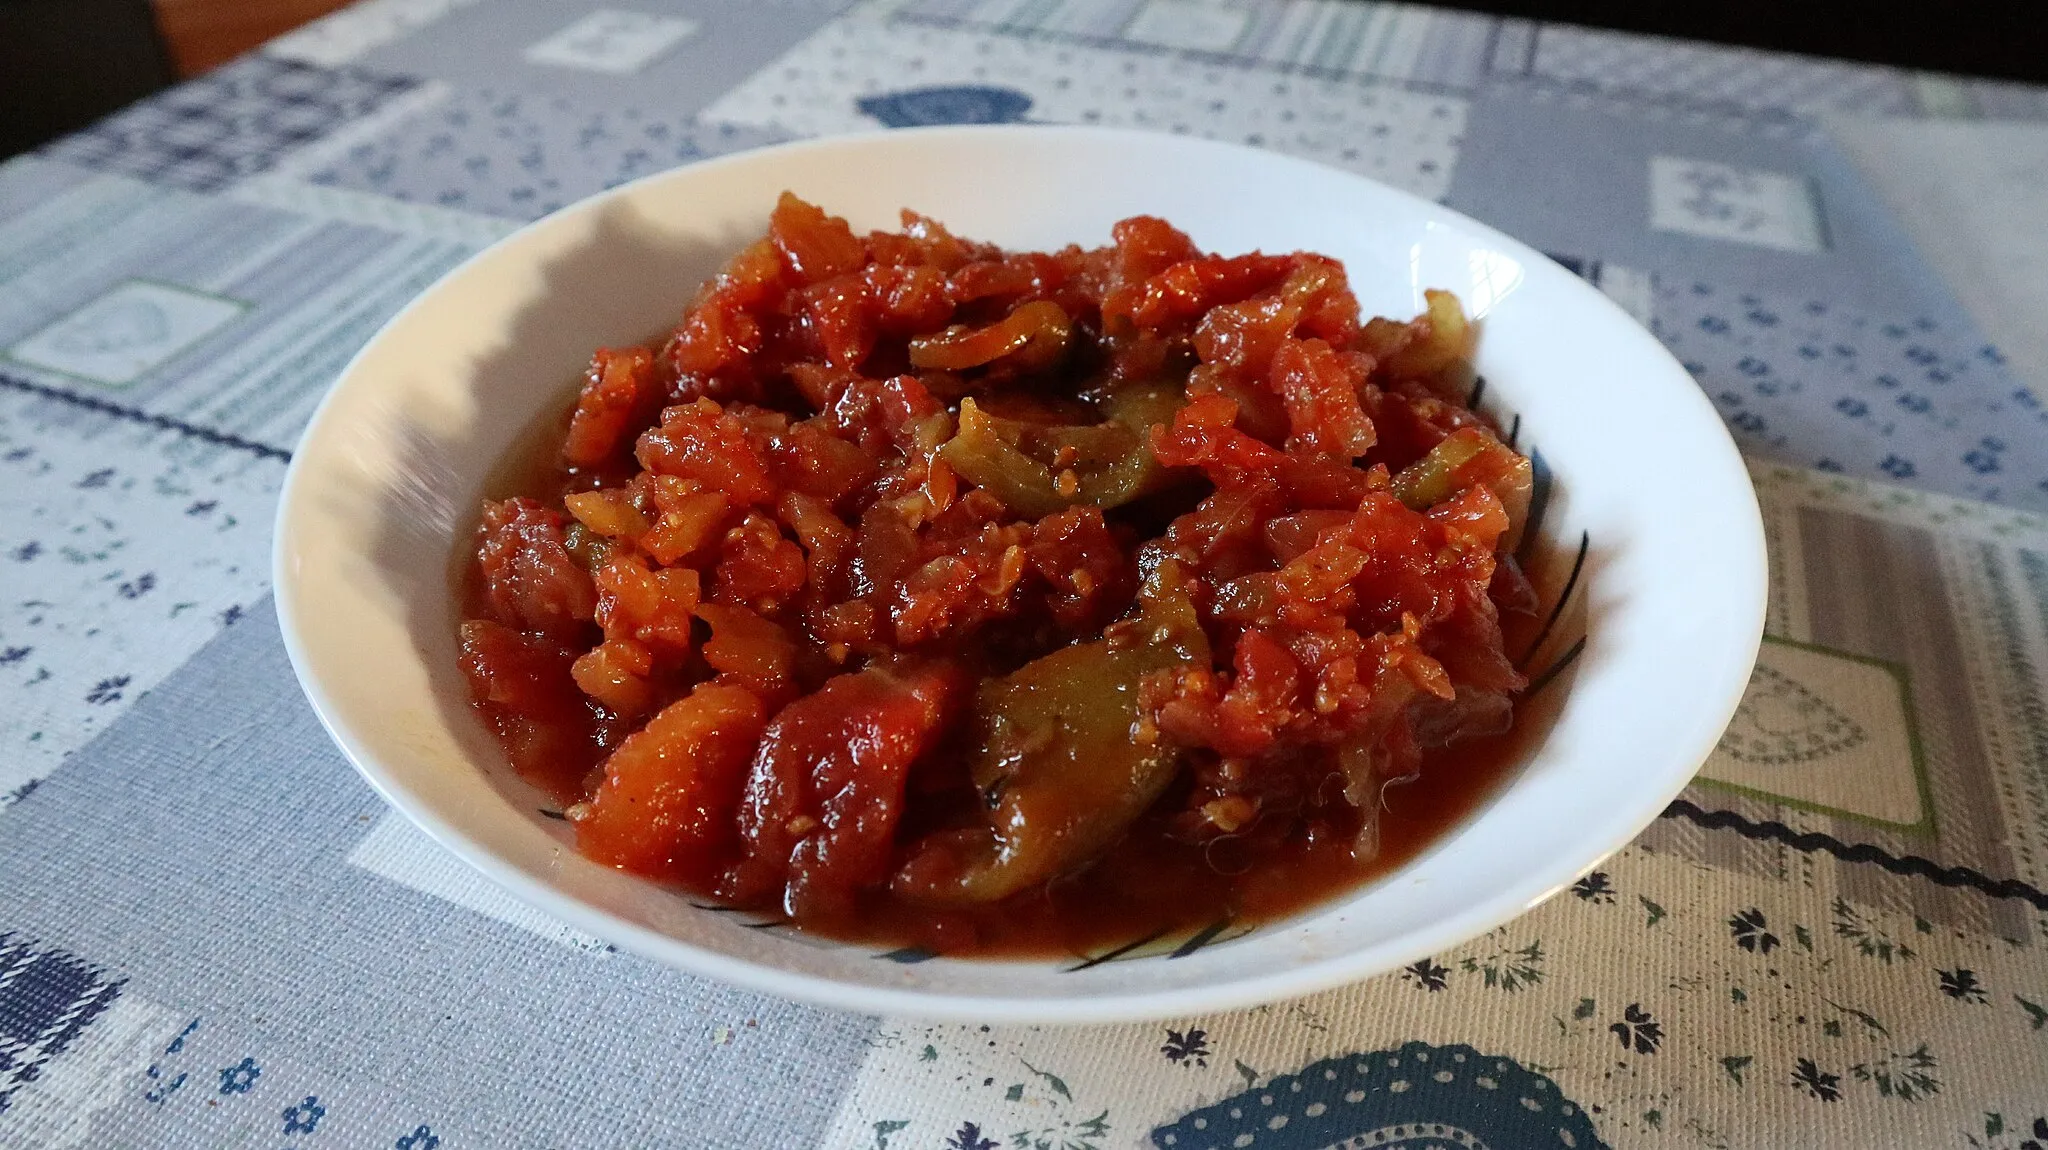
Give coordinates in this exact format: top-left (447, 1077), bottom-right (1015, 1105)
top-left (458, 194), bottom-right (1542, 957)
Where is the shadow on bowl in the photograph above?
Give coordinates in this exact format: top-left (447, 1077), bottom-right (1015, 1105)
top-left (338, 199), bottom-right (757, 861)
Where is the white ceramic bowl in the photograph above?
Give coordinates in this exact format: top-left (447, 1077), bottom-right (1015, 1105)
top-left (275, 125), bottom-right (1765, 1022)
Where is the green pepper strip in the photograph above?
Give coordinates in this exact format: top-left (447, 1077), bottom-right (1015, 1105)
top-left (1390, 427), bottom-right (1492, 510)
top-left (900, 562), bottom-right (1210, 905)
top-left (939, 383), bottom-right (1184, 517)
top-left (1390, 425), bottom-right (1534, 550)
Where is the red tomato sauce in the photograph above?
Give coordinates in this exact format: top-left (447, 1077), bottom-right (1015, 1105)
top-left (459, 195), bottom-right (1544, 957)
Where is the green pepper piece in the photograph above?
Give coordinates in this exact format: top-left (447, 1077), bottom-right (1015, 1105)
top-left (894, 562), bottom-right (1210, 905)
top-left (562, 522), bottom-right (616, 572)
top-left (1390, 426), bottom-right (1534, 549)
top-left (938, 397), bottom-right (1079, 518)
top-left (939, 382), bottom-right (1184, 517)
top-left (909, 299), bottom-right (1072, 372)
top-left (1390, 427), bottom-right (1491, 510)
top-left (1382, 288), bottom-right (1475, 382)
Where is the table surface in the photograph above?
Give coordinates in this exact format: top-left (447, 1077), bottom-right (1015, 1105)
top-left (4, 2), bottom-right (2048, 1147)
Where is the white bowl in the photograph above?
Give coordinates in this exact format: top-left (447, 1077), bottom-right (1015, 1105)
top-left (274, 125), bottom-right (1765, 1022)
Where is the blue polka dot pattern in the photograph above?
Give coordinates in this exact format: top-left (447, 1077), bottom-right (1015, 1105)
top-left (1150, 1040), bottom-right (1608, 1150)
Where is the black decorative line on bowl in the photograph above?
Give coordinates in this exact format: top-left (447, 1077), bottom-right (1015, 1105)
top-left (677, 899), bottom-right (1254, 966)
top-left (688, 901), bottom-right (794, 933)
top-left (1170, 917), bottom-right (1241, 957)
top-left (1517, 531), bottom-right (1588, 675)
top-left (1065, 918), bottom-right (1254, 972)
top-left (1524, 637), bottom-right (1587, 701)
top-left (1067, 927), bottom-right (1176, 971)
top-left (1518, 448), bottom-right (1553, 560)
top-left (1489, 384), bottom-right (1585, 696)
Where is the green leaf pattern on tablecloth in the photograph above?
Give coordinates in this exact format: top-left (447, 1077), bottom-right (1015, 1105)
top-left (1851, 1043), bottom-right (1941, 1101)
top-left (1834, 898), bottom-right (1920, 963)
top-left (1458, 936), bottom-right (1546, 992)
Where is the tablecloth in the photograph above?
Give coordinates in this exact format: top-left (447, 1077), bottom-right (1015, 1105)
top-left (3, 1), bottom-right (2047, 1146)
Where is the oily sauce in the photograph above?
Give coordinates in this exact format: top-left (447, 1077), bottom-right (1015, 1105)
top-left (844, 709), bottom-right (1542, 957)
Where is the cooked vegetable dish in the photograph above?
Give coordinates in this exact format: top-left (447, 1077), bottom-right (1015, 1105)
top-left (459, 195), bottom-right (1540, 955)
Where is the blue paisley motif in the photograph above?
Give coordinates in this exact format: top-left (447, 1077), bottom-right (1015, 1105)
top-left (856, 85), bottom-right (1035, 128)
top-left (1150, 1040), bottom-right (1607, 1150)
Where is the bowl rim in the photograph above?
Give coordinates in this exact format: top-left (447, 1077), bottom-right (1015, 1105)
top-left (274, 122), bottom-right (1767, 1023)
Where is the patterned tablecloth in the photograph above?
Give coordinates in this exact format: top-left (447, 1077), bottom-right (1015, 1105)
top-left (4, 1), bottom-right (2048, 1146)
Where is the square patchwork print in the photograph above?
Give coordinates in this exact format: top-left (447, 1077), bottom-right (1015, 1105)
top-left (522, 10), bottom-right (701, 75)
top-left (5, 281), bottom-right (247, 388)
top-left (1648, 155), bottom-right (1826, 254)
top-left (1699, 637), bottom-right (1931, 831)
top-left (39, 56), bottom-right (420, 193)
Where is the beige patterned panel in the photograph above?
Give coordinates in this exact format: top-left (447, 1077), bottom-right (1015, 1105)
top-left (1638, 465), bottom-right (2048, 942)
top-left (1701, 638), bottom-right (1930, 832)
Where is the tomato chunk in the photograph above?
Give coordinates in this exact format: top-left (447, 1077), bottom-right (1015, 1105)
top-left (475, 498), bottom-right (596, 641)
top-left (724, 663), bottom-right (960, 922)
top-left (574, 681), bottom-right (769, 883)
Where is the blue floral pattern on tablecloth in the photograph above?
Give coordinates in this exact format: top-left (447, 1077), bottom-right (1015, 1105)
top-left (1653, 279), bottom-right (2048, 508)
